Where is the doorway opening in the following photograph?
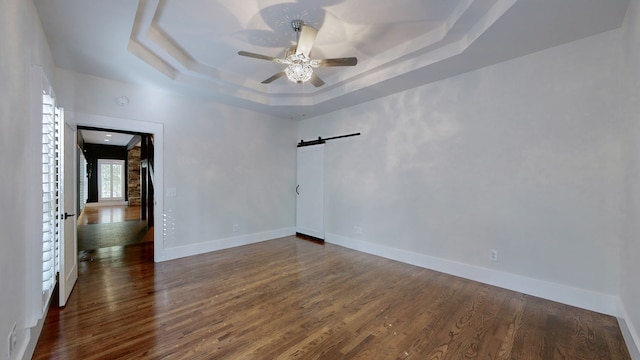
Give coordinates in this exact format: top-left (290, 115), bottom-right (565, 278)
top-left (76, 127), bottom-right (156, 259)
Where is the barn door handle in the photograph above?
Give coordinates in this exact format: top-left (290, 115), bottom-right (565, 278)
top-left (296, 185), bottom-right (300, 195)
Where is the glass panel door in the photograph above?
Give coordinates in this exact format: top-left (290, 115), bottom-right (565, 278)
top-left (98, 159), bottom-right (125, 201)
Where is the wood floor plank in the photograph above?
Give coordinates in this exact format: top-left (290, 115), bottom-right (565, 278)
top-left (33, 236), bottom-right (632, 359)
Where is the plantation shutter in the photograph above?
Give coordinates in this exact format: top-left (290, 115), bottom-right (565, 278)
top-left (41, 91), bottom-right (60, 311)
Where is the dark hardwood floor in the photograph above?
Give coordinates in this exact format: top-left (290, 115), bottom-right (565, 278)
top-left (76, 205), bottom-right (153, 253)
top-left (33, 235), bottom-right (631, 359)
top-left (78, 204), bottom-right (144, 225)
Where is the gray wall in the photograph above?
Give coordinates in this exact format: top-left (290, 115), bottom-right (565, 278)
top-left (298, 28), bottom-right (625, 310)
top-left (1, 0), bottom-right (57, 358)
top-left (55, 69), bottom-right (298, 253)
top-left (621, 0), bottom-right (640, 355)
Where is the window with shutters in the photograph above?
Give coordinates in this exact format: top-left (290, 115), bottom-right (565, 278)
top-left (41, 90), bottom-right (60, 310)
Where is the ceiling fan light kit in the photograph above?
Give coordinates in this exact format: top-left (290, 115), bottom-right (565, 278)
top-left (283, 52), bottom-right (313, 83)
top-left (238, 20), bottom-right (357, 87)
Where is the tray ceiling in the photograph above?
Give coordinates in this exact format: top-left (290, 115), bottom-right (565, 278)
top-left (35, 0), bottom-right (629, 119)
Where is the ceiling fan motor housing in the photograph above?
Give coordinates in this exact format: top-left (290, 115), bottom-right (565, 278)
top-left (291, 19), bottom-right (304, 33)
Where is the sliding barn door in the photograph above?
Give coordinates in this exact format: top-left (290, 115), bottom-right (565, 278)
top-left (296, 144), bottom-right (325, 240)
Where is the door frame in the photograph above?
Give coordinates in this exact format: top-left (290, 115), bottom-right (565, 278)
top-left (68, 112), bottom-right (165, 262)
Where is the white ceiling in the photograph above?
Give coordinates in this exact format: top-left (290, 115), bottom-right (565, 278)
top-left (80, 129), bottom-right (136, 147)
top-left (34, 0), bottom-right (629, 120)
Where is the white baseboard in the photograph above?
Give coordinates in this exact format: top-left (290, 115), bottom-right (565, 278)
top-left (325, 233), bottom-right (619, 317)
top-left (156, 227), bottom-right (296, 262)
top-left (21, 299), bottom-right (51, 360)
top-left (618, 300), bottom-right (640, 359)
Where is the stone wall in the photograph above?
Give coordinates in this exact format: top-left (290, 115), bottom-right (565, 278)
top-left (128, 147), bottom-right (141, 206)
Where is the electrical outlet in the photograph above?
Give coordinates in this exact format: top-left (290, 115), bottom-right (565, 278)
top-left (7, 323), bottom-right (16, 358)
top-left (353, 226), bottom-right (363, 235)
top-left (489, 249), bottom-right (498, 262)
top-left (166, 187), bottom-right (177, 197)
top-left (232, 224), bottom-right (239, 232)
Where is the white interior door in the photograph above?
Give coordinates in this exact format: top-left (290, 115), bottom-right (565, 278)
top-left (59, 116), bottom-right (78, 306)
top-left (296, 144), bottom-right (325, 240)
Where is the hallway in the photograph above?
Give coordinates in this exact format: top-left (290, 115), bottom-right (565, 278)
top-left (77, 205), bottom-right (153, 255)
top-left (78, 205), bottom-right (143, 225)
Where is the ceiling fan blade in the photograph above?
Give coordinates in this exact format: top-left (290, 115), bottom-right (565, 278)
top-left (238, 51), bottom-right (279, 62)
top-left (316, 57), bottom-right (358, 67)
top-left (261, 72), bottom-right (286, 84)
top-left (309, 73), bottom-right (324, 87)
top-left (296, 25), bottom-right (318, 58)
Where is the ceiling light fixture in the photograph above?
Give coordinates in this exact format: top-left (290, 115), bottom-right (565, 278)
top-left (238, 20), bottom-right (357, 87)
top-left (285, 21), bottom-right (313, 83)
top-left (283, 50), bottom-right (314, 83)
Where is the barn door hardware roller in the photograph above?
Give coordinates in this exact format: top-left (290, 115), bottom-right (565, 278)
top-left (297, 132), bottom-right (360, 147)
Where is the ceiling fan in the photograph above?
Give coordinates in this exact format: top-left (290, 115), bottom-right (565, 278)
top-left (238, 20), bottom-right (357, 87)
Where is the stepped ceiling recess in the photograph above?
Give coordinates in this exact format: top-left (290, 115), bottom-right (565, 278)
top-left (35, 0), bottom-right (629, 119)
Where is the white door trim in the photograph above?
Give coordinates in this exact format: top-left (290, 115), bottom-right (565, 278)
top-left (67, 111), bottom-right (165, 262)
